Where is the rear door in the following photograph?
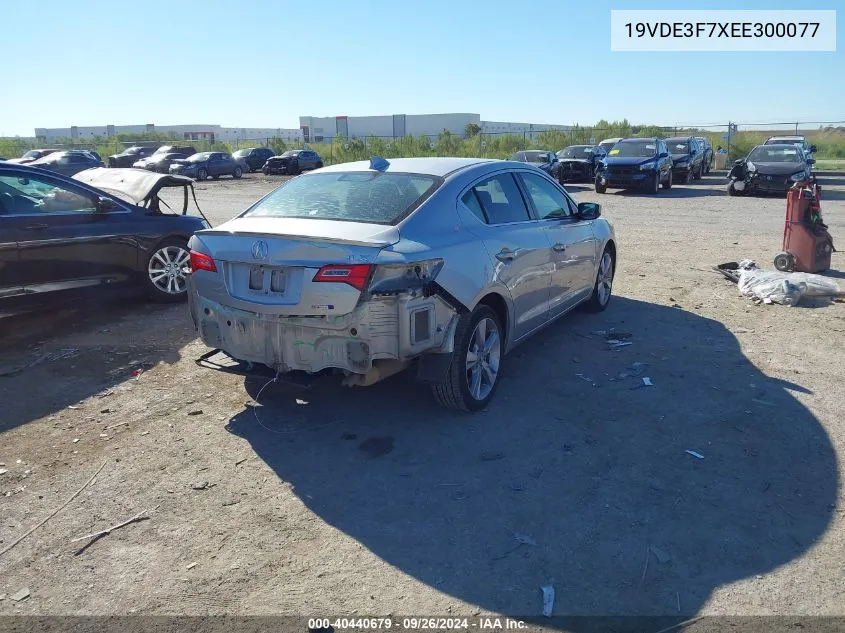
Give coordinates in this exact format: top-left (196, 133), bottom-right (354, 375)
top-left (0, 210), bottom-right (24, 306)
top-left (0, 172), bottom-right (139, 302)
top-left (461, 171), bottom-right (552, 342)
top-left (517, 171), bottom-right (598, 316)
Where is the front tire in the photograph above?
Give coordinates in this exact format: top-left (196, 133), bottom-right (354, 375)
top-left (662, 170), bottom-right (673, 189)
top-left (197, 168), bottom-right (208, 181)
top-left (233, 166), bottom-right (243, 179)
top-left (431, 305), bottom-right (503, 412)
top-left (648, 172), bottom-right (660, 194)
top-left (595, 178), bottom-right (607, 194)
top-left (584, 247), bottom-right (615, 312)
top-left (144, 239), bottom-right (190, 303)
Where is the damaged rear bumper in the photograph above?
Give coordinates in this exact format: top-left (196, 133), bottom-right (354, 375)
top-left (188, 288), bottom-right (460, 378)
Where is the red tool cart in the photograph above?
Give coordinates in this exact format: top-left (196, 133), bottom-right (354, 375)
top-left (774, 177), bottom-right (836, 273)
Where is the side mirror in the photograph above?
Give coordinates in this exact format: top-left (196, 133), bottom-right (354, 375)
top-left (658, 152), bottom-right (668, 158)
top-left (577, 202), bottom-right (601, 220)
top-left (807, 158), bottom-right (816, 165)
top-left (734, 158), bottom-right (744, 165)
top-left (96, 196), bottom-right (116, 213)
top-left (809, 145), bottom-right (817, 153)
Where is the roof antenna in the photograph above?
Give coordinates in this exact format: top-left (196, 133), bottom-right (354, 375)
top-left (369, 156), bottom-right (389, 171)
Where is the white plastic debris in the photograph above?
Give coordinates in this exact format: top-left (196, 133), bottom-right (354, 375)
top-left (541, 584), bottom-right (555, 617)
top-left (737, 265), bottom-right (841, 307)
top-left (686, 450), bottom-right (704, 459)
top-left (642, 377), bottom-right (653, 387)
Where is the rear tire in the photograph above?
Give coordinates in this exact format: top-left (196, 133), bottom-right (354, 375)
top-left (233, 166), bottom-right (243, 179)
top-left (727, 181), bottom-right (743, 196)
top-left (197, 168), bottom-right (208, 181)
top-left (431, 305), bottom-right (503, 412)
top-left (144, 238), bottom-right (190, 303)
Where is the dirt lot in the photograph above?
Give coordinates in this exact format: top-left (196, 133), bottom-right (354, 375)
top-left (1, 170), bottom-right (844, 623)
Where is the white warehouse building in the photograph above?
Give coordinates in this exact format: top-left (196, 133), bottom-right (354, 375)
top-left (34, 113), bottom-right (573, 145)
top-left (34, 123), bottom-right (302, 144)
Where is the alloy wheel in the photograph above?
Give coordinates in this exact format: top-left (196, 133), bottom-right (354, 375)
top-left (148, 245), bottom-right (190, 295)
top-left (597, 251), bottom-right (614, 306)
top-left (465, 317), bottom-right (501, 401)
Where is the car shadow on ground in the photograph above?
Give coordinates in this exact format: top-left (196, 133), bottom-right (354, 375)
top-left (224, 297), bottom-right (837, 625)
top-left (0, 298), bottom-right (196, 433)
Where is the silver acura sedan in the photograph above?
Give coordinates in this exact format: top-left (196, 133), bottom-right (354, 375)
top-left (187, 157), bottom-right (616, 411)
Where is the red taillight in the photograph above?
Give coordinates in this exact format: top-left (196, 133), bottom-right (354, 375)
top-left (313, 264), bottom-right (373, 291)
top-left (189, 250), bottom-right (217, 273)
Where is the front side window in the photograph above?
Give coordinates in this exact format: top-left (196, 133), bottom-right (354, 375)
top-left (520, 172), bottom-right (572, 219)
top-left (469, 174), bottom-right (531, 225)
top-left (0, 175), bottom-right (96, 215)
top-left (244, 171), bottom-right (440, 225)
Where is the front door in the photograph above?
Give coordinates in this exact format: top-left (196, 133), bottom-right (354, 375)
top-left (517, 171), bottom-right (599, 317)
top-left (0, 172), bottom-right (139, 303)
top-left (461, 172), bottom-right (552, 342)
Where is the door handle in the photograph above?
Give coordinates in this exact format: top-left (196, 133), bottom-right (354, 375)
top-left (23, 223), bottom-right (49, 231)
top-left (552, 243), bottom-right (567, 252)
top-left (495, 248), bottom-right (516, 263)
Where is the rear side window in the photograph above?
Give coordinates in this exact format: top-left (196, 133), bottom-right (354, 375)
top-left (244, 172), bottom-right (441, 225)
top-left (468, 174), bottom-right (531, 224)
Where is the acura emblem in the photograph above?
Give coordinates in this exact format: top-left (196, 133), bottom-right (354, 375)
top-left (251, 240), bottom-right (269, 261)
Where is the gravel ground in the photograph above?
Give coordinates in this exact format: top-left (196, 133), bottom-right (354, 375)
top-left (1, 170), bottom-right (844, 623)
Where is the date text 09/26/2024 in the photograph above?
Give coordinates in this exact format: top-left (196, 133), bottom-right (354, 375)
top-left (307, 617), bottom-right (527, 631)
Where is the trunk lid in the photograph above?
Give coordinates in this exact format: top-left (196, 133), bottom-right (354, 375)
top-left (192, 217), bottom-right (400, 317)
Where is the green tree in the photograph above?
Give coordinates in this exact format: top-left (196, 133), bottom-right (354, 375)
top-left (464, 122), bottom-right (481, 138)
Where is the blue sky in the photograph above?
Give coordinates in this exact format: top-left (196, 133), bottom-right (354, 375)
top-left (0, 0), bottom-right (841, 137)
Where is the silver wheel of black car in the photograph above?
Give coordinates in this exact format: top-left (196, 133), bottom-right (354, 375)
top-left (197, 168), bottom-right (208, 181)
top-left (146, 240), bottom-right (190, 302)
top-left (431, 305), bottom-right (504, 412)
top-left (233, 166), bottom-right (243, 179)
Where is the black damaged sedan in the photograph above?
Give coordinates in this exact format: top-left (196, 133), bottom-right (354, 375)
top-left (727, 144), bottom-right (814, 196)
top-left (555, 144), bottom-right (607, 183)
top-left (0, 164), bottom-right (210, 316)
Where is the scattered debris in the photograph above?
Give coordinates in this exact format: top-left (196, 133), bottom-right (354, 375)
top-left (606, 331), bottom-right (633, 339)
top-left (575, 373), bottom-right (593, 383)
top-left (72, 438), bottom-right (79, 443)
top-left (186, 562), bottom-right (197, 570)
top-left (132, 369), bottom-right (143, 378)
top-left (0, 460), bottom-right (107, 559)
top-left (685, 450), bottom-right (704, 460)
top-left (100, 408), bottom-right (112, 414)
top-left (140, 431), bottom-right (150, 436)
top-left (480, 451), bottom-right (504, 462)
top-left (508, 482), bottom-right (525, 492)
top-left (71, 508), bottom-right (151, 544)
top-left (222, 498), bottom-right (241, 507)
top-left (106, 421), bottom-right (130, 430)
top-left (642, 377), bottom-right (653, 387)
top-left (99, 433), bottom-right (109, 439)
top-left (96, 390), bottom-right (114, 399)
top-left (514, 533), bottom-right (537, 546)
top-left (541, 584), bottom-right (555, 617)
top-left (358, 437), bottom-right (394, 458)
top-left (651, 546), bottom-right (672, 564)
top-left (715, 260), bottom-right (844, 306)
top-left (0, 348), bottom-right (80, 378)
top-left (9, 588), bottom-right (30, 602)
top-left (676, 592), bottom-right (681, 613)
top-left (0, 469), bottom-right (7, 475)
top-left (187, 410), bottom-right (203, 416)
top-left (234, 458), bottom-right (248, 466)
top-left (191, 481), bottom-right (209, 490)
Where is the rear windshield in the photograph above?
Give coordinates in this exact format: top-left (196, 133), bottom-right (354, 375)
top-left (243, 172), bottom-right (442, 225)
